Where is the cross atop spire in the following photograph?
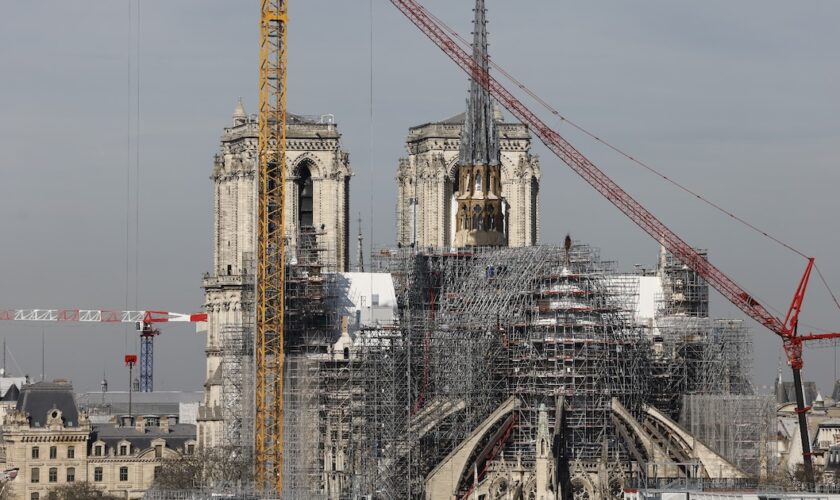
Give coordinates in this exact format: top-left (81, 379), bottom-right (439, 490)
top-left (459, 0), bottom-right (499, 167)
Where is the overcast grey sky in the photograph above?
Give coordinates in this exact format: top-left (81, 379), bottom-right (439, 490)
top-left (0, 1), bottom-right (838, 394)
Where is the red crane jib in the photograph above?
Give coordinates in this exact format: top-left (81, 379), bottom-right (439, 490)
top-left (389, 0), bottom-right (840, 368)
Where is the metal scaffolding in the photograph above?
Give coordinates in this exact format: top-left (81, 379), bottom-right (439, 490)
top-left (221, 323), bottom-right (254, 456)
top-left (362, 243), bottom-right (648, 497)
top-left (647, 250), bottom-right (753, 420)
top-left (505, 245), bottom-right (645, 464)
top-left (680, 394), bottom-right (776, 478)
top-left (206, 242), bottom-right (758, 499)
top-left (281, 226), bottom-right (338, 499)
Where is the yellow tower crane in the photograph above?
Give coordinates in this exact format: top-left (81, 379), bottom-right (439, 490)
top-left (256, 0), bottom-right (287, 493)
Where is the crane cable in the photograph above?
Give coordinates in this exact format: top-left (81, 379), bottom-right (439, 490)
top-left (419, 5), bottom-right (840, 317)
top-left (124, 0), bottom-right (133, 354)
top-left (125, 0), bottom-right (142, 355)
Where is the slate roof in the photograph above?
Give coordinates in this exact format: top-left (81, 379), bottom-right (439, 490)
top-left (89, 402), bottom-right (180, 417)
top-left (776, 380), bottom-right (818, 405)
top-left (407, 108), bottom-right (527, 141)
top-left (2, 384), bottom-right (20, 402)
top-left (77, 391), bottom-right (202, 406)
top-left (440, 112), bottom-right (466, 125)
top-left (16, 381), bottom-right (80, 428)
top-left (0, 377), bottom-right (26, 398)
top-left (91, 423), bottom-right (196, 452)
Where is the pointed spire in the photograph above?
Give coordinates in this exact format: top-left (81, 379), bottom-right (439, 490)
top-left (356, 214), bottom-right (365, 272)
top-left (459, 0), bottom-right (499, 167)
top-left (232, 97), bottom-right (247, 125)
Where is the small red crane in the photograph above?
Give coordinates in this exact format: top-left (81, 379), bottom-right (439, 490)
top-left (0, 309), bottom-right (208, 393)
top-left (389, 0), bottom-right (839, 483)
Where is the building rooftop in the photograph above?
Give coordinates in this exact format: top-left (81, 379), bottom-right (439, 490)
top-left (0, 376), bottom-right (26, 398)
top-left (2, 384), bottom-right (20, 402)
top-left (77, 390), bottom-right (202, 406)
top-left (16, 381), bottom-right (80, 428)
top-left (91, 423), bottom-right (196, 451)
top-left (77, 391), bottom-right (202, 424)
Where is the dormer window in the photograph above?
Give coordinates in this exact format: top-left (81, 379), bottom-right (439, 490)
top-left (119, 444), bottom-right (129, 456)
top-left (46, 409), bottom-right (63, 427)
top-left (94, 444), bottom-right (103, 457)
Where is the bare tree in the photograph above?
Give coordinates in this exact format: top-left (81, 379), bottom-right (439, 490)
top-left (46, 482), bottom-right (121, 500)
top-left (154, 446), bottom-right (252, 491)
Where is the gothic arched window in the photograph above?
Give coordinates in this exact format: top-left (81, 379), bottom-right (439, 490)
top-left (297, 164), bottom-right (314, 227)
top-left (474, 168), bottom-right (482, 193)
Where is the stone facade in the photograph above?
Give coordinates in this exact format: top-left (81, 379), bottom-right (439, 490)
top-left (198, 101), bottom-right (352, 449)
top-left (396, 111), bottom-right (540, 248)
top-left (1, 382), bottom-right (195, 500)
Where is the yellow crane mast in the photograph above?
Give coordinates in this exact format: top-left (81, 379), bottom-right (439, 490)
top-left (256, 0), bottom-right (288, 493)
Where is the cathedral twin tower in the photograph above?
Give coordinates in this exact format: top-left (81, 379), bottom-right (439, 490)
top-left (397, 0), bottom-right (540, 248)
top-left (198, 0), bottom-right (539, 449)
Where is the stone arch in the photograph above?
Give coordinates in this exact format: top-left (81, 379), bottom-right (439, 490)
top-left (499, 154), bottom-right (517, 184)
top-left (289, 152), bottom-right (324, 179)
top-left (459, 203), bottom-right (469, 231)
top-left (425, 397), bottom-right (520, 499)
top-left (291, 155), bottom-right (321, 179)
top-left (472, 204), bottom-right (482, 230)
top-left (570, 475), bottom-right (595, 500)
top-left (473, 166), bottom-right (484, 193)
top-left (524, 478), bottom-right (537, 500)
top-left (490, 476), bottom-right (509, 500)
top-left (446, 155), bottom-right (460, 180)
top-left (608, 476), bottom-right (624, 499)
top-left (295, 162), bottom-right (315, 228)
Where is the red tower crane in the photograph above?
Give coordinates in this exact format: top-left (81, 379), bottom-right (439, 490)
top-left (389, 0), bottom-right (839, 484)
top-left (0, 309), bottom-right (207, 392)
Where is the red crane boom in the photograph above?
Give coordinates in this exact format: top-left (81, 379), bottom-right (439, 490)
top-left (389, 0), bottom-right (839, 484)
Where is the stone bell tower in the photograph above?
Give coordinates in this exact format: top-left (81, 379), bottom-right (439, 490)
top-left (453, 0), bottom-right (505, 247)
